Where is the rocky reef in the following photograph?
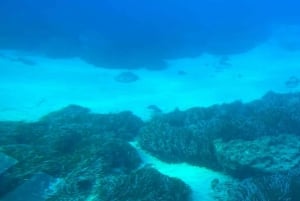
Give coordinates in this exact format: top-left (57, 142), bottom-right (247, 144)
top-left (1, 91), bottom-right (300, 201)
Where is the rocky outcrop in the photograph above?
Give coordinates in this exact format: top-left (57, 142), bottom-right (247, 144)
top-left (139, 119), bottom-right (220, 170)
top-left (100, 167), bottom-right (192, 201)
top-left (215, 134), bottom-right (300, 178)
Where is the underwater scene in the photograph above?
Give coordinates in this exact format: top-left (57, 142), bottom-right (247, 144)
top-left (1, 0), bottom-right (300, 200)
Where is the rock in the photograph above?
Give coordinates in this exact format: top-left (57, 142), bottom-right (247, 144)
top-left (285, 76), bottom-right (300, 88)
top-left (100, 167), bottom-right (192, 201)
top-left (213, 172), bottom-right (300, 201)
top-left (98, 139), bottom-right (142, 175)
top-left (138, 119), bottom-right (220, 170)
top-left (215, 134), bottom-right (300, 178)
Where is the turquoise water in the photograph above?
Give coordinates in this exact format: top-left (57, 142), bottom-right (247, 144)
top-left (1, 0), bottom-right (300, 201)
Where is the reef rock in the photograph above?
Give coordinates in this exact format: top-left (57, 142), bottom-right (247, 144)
top-left (215, 134), bottom-right (300, 178)
top-left (100, 167), bottom-right (192, 201)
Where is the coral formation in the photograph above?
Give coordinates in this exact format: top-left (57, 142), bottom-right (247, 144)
top-left (215, 134), bottom-right (300, 178)
top-left (100, 167), bottom-right (192, 201)
top-left (1, 92), bottom-right (300, 200)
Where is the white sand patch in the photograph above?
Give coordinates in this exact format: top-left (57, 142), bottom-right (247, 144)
top-left (0, 39), bottom-right (300, 121)
top-left (130, 141), bottom-right (231, 201)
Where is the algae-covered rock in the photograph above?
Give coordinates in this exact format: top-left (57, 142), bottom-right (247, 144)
top-left (215, 134), bottom-right (300, 178)
top-left (100, 167), bottom-right (192, 201)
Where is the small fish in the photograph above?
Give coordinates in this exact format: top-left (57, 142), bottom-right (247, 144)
top-left (147, 105), bottom-right (162, 114)
top-left (177, 70), bottom-right (187, 75)
top-left (114, 71), bottom-right (139, 83)
top-left (14, 57), bottom-right (37, 66)
top-left (285, 76), bottom-right (300, 88)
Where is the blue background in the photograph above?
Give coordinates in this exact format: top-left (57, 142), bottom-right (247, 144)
top-left (0, 0), bottom-right (299, 69)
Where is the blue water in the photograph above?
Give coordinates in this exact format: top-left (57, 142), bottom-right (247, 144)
top-left (1, 0), bottom-right (300, 69)
top-left (1, 1), bottom-right (300, 201)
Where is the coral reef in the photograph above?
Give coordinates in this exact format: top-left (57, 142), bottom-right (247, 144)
top-left (213, 170), bottom-right (300, 201)
top-left (1, 92), bottom-right (300, 200)
top-left (138, 91), bottom-right (300, 177)
top-left (100, 167), bottom-right (192, 201)
top-left (215, 134), bottom-right (300, 178)
top-left (0, 106), bottom-right (145, 200)
top-left (139, 119), bottom-right (220, 170)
